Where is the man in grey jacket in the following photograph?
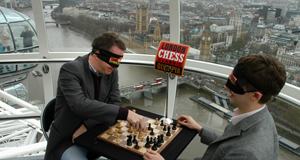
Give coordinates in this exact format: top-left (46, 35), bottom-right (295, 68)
top-left (144, 54), bottom-right (286, 160)
top-left (45, 33), bottom-right (146, 160)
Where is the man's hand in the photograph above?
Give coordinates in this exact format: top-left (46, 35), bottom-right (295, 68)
top-left (177, 115), bottom-right (202, 132)
top-left (72, 124), bottom-right (87, 143)
top-left (143, 149), bottom-right (164, 160)
top-left (127, 110), bottom-right (145, 132)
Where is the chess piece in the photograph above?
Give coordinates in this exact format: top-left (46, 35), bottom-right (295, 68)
top-left (160, 120), bottom-right (164, 126)
top-left (114, 129), bottom-right (118, 136)
top-left (134, 128), bottom-right (138, 134)
top-left (116, 134), bottom-right (121, 143)
top-left (126, 122), bottom-right (131, 128)
top-left (138, 131), bottom-right (143, 139)
top-left (150, 137), bottom-right (153, 144)
top-left (128, 126), bottom-right (133, 133)
top-left (108, 126), bottom-right (114, 135)
top-left (145, 127), bottom-right (148, 134)
top-left (160, 134), bottom-right (164, 143)
top-left (155, 118), bottom-right (159, 125)
top-left (134, 141), bottom-right (139, 149)
top-left (163, 125), bottom-right (167, 131)
top-left (166, 126), bottom-right (171, 136)
top-left (118, 128), bottom-right (122, 134)
top-left (117, 120), bottom-right (122, 128)
top-left (127, 135), bottom-right (132, 146)
top-left (145, 138), bottom-right (151, 148)
top-left (172, 122), bottom-right (177, 130)
top-left (148, 123), bottom-right (152, 130)
top-left (150, 128), bottom-right (154, 135)
top-left (157, 136), bottom-right (162, 147)
top-left (133, 135), bottom-right (137, 143)
top-left (151, 141), bottom-right (157, 151)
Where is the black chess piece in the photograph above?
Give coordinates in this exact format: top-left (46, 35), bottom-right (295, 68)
top-left (152, 141), bottom-right (158, 151)
top-left (150, 137), bottom-right (154, 144)
top-left (145, 137), bottom-right (151, 148)
top-left (156, 136), bottom-right (161, 147)
top-left (163, 125), bottom-right (167, 131)
top-left (148, 123), bottom-right (152, 130)
top-left (150, 128), bottom-right (154, 135)
top-left (160, 134), bottom-right (164, 143)
top-left (160, 120), bottom-right (164, 126)
top-left (172, 122), bottom-right (177, 130)
top-left (134, 141), bottom-right (139, 149)
top-left (127, 135), bottom-right (132, 146)
top-left (133, 135), bottom-right (137, 143)
top-left (166, 126), bottom-right (171, 136)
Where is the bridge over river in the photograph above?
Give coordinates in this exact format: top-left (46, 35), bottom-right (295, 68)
top-left (120, 74), bottom-right (200, 100)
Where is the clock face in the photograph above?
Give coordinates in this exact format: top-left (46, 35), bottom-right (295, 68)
top-left (202, 36), bottom-right (205, 41)
top-left (208, 37), bottom-right (211, 41)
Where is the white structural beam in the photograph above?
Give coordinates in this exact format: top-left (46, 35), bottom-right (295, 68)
top-left (32, 1), bottom-right (54, 103)
top-left (0, 101), bottom-right (41, 129)
top-left (0, 90), bottom-right (40, 114)
top-left (0, 141), bottom-right (47, 159)
top-left (167, 0), bottom-right (180, 119)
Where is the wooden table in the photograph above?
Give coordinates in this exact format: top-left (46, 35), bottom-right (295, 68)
top-left (75, 106), bottom-right (198, 160)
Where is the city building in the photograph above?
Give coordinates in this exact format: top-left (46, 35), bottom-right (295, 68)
top-left (199, 23), bottom-right (212, 61)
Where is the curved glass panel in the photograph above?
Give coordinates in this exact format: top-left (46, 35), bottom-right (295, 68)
top-left (0, 11), bottom-right (6, 23)
top-left (0, 5), bottom-right (39, 53)
top-left (0, 7), bottom-right (26, 22)
top-left (10, 21), bottom-right (38, 52)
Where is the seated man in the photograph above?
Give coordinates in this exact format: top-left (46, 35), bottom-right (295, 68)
top-left (45, 33), bottom-right (146, 160)
top-left (143, 54), bottom-right (286, 160)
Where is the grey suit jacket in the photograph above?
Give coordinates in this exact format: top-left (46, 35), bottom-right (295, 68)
top-left (45, 54), bottom-right (122, 160)
top-left (199, 107), bottom-right (279, 160)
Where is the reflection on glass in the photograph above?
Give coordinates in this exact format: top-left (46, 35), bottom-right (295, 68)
top-left (0, 6), bottom-right (39, 53)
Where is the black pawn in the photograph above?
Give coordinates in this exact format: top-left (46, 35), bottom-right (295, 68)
top-left (160, 134), bottom-right (164, 143)
top-left (172, 122), bottom-right (177, 130)
top-left (150, 137), bottom-right (154, 144)
top-left (163, 125), bottom-right (167, 131)
top-left (133, 135), bottom-right (137, 143)
top-left (151, 141), bottom-right (157, 151)
top-left (150, 128), bottom-right (154, 135)
top-left (134, 141), bottom-right (139, 149)
top-left (145, 137), bottom-right (151, 148)
top-left (160, 120), bottom-right (164, 126)
top-left (166, 126), bottom-right (171, 136)
top-left (148, 123), bottom-right (152, 130)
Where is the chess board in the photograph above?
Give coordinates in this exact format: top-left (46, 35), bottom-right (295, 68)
top-left (97, 117), bottom-right (182, 156)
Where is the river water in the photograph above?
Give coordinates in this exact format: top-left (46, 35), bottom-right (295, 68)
top-left (19, 5), bottom-right (300, 160)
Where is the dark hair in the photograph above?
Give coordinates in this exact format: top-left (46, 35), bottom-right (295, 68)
top-left (237, 54), bottom-right (286, 104)
top-left (91, 32), bottom-right (126, 55)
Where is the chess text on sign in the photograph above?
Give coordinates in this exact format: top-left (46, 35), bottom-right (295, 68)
top-left (154, 41), bottom-right (190, 77)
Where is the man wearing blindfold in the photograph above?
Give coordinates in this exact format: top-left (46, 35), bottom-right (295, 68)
top-left (45, 33), bottom-right (146, 160)
top-left (144, 54), bottom-right (286, 160)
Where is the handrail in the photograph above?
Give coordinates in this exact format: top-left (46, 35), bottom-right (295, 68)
top-left (0, 53), bottom-right (299, 108)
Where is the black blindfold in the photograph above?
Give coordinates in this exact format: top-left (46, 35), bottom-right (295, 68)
top-left (225, 66), bottom-right (266, 95)
top-left (93, 48), bottom-right (123, 68)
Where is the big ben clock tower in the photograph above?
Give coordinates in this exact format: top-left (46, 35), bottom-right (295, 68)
top-left (199, 24), bottom-right (212, 61)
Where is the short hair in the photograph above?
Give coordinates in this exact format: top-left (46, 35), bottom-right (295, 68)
top-left (237, 54), bottom-right (286, 104)
top-left (91, 32), bottom-right (126, 54)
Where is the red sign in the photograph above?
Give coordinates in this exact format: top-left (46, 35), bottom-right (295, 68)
top-left (154, 41), bottom-right (190, 77)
